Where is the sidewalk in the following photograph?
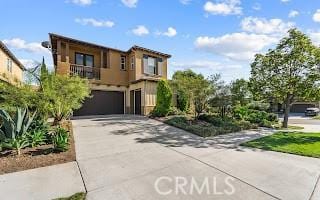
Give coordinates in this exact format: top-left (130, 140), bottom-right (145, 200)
top-left (0, 162), bottom-right (85, 200)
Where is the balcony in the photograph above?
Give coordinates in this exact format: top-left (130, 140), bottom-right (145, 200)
top-left (70, 64), bottom-right (100, 80)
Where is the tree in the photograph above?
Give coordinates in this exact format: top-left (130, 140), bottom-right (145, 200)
top-left (0, 82), bottom-right (39, 113)
top-left (171, 70), bottom-right (211, 118)
top-left (176, 89), bottom-right (189, 112)
top-left (250, 28), bottom-right (320, 128)
top-left (42, 73), bottom-right (91, 125)
top-left (230, 79), bottom-right (251, 106)
top-left (153, 79), bottom-right (172, 117)
top-left (208, 75), bottom-right (232, 117)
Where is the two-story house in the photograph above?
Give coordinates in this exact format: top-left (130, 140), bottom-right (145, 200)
top-left (49, 33), bottom-right (171, 116)
top-left (0, 41), bottom-right (25, 84)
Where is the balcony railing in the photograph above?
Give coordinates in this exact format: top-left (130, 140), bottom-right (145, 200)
top-left (70, 64), bottom-right (100, 80)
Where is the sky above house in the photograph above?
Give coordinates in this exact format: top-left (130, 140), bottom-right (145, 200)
top-left (1, 0), bottom-right (320, 82)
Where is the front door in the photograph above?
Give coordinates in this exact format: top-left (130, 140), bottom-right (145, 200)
top-left (130, 90), bottom-right (134, 114)
top-left (134, 90), bottom-right (141, 115)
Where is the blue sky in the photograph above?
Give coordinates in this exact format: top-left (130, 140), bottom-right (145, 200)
top-left (1, 0), bottom-right (320, 82)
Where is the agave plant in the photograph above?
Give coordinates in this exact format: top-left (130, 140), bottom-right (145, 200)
top-left (27, 130), bottom-right (47, 148)
top-left (2, 137), bottom-right (29, 155)
top-left (0, 108), bottom-right (37, 140)
top-left (52, 127), bottom-right (69, 152)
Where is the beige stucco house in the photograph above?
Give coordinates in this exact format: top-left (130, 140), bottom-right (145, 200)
top-left (49, 33), bottom-right (171, 116)
top-left (0, 41), bottom-right (25, 84)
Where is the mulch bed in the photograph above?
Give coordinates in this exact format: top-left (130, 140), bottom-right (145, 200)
top-left (0, 121), bottom-right (76, 175)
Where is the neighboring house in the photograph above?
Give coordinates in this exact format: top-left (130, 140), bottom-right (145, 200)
top-left (270, 98), bottom-right (320, 113)
top-left (49, 33), bottom-right (171, 116)
top-left (0, 41), bottom-right (25, 84)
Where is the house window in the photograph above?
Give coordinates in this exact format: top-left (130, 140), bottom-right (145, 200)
top-left (143, 55), bottom-right (156, 75)
top-left (120, 55), bottom-right (126, 70)
top-left (75, 53), bottom-right (94, 67)
top-left (7, 58), bottom-right (12, 73)
top-left (131, 56), bottom-right (135, 70)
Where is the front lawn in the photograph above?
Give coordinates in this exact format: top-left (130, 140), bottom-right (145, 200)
top-left (242, 131), bottom-right (320, 158)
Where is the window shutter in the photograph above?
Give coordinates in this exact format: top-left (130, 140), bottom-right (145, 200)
top-left (143, 55), bottom-right (148, 74)
top-left (157, 58), bottom-right (163, 75)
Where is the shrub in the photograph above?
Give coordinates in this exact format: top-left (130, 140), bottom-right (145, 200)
top-left (0, 108), bottom-right (36, 141)
top-left (29, 117), bottom-right (50, 133)
top-left (233, 106), bottom-right (250, 120)
top-left (152, 80), bottom-right (172, 117)
top-left (27, 130), bottom-right (47, 148)
top-left (267, 113), bottom-right (278, 122)
top-left (236, 120), bottom-right (258, 130)
top-left (261, 119), bottom-right (273, 128)
top-left (246, 110), bottom-right (268, 124)
top-left (42, 74), bottom-right (91, 125)
top-left (198, 114), bottom-right (225, 126)
top-left (168, 107), bottom-right (184, 116)
top-left (177, 90), bottom-right (189, 112)
top-left (2, 136), bottom-right (29, 155)
top-left (52, 127), bottom-right (69, 152)
top-left (247, 101), bottom-right (269, 111)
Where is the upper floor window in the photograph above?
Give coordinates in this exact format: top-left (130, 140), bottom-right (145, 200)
top-left (131, 56), bottom-right (135, 70)
top-left (7, 58), bottom-right (12, 73)
top-left (75, 53), bottom-right (94, 67)
top-left (143, 55), bottom-right (156, 75)
top-left (120, 55), bottom-right (126, 70)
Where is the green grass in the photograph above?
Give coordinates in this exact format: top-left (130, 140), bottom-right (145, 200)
top-left (273, 123), bottom-right (304, 130)
top-left (313, 115), bottom-right (320, 120)
top-left (53, 193), bottom-right (86, 200)
top-left (242, 131), bottom-right (320, 158)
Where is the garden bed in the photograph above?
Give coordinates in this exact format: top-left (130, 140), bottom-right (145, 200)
top-left (162, 115), bottom-right (258, 137)
top-left (0, 121), bottom-right (76, 175)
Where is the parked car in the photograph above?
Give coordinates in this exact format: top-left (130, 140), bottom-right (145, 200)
top-left (305, 107), bottom-right (320, 116)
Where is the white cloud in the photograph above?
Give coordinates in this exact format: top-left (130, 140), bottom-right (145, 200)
top-left (3, 38), bottom-right (50, 54)
top-left (309, 31), bottom-right (320, 45)
top-left (121, 0), bottom-right (138, 8)
top-left (75, 18), bottom-right (115, 27)
top-left (313, 10), bottom-right (320, 22)
top-left (194, 33), bottom-right (277, 61)
top-left (180, 0), bottom-right (191, 5)
top-left (156, 27), bottom-right (177, 37)
top-left (203, 0), bottom-right (242, 16)
top-left (240, 17), bottom-right (294, 35)
top-left (172, 60), bottom-right (242, 70)
top-left (281, 0), bottom-right (290, 2)
top-left (70, 0), bottom-right (93, 6)
top-left (288, 10), bottom-right (299, 18)
top-left (132, 25), bottom-right (149, 36)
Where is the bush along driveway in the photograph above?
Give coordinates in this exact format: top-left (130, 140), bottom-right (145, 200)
top-left (72, 115), bottom-right (320, 200)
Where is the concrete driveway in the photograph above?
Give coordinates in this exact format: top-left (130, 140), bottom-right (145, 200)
top-left (73, 115), bottom-right (320, 200)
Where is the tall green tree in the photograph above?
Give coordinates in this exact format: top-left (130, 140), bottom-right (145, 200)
top-left (230, 79), bottom-right (251, 106)
top-left (153, 79), bottom-right (172, 117)
top-left (250, 28), bottom-right (320, 128)
top-left (41, 73), bottom-right (91, 124)
top-left (208, 75), bottom-right (232, 117)
top-left (172, 70), bottom-right (211, 118)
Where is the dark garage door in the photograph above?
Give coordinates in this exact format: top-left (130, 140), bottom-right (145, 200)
top-left (74, 90), bottom-right (124, 116)
top-left (290, 104), bottom-right (315, 113)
